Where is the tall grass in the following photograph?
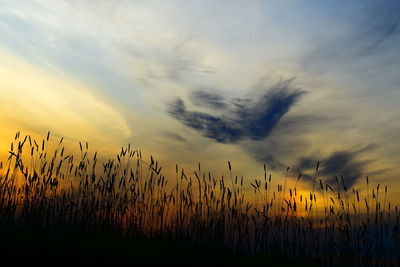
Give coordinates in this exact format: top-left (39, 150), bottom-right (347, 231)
top-left (0, 132), bottom-right (399, 266)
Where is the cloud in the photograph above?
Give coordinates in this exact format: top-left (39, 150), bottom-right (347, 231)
top-left (240, 111), bottom-right (324, 171)
top-left (296, 148), bottom-right (374, 187)
top-left (190, 90), bottom-right (227, 110)
top-left (168, 98), bottom-right (242, 143)
top-left (168, 79), bottom-right (304, 144)
top-left (358, 0), bottom-right (399, 53)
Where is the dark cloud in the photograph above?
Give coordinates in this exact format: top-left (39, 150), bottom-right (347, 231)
top-left (168, 98), bottom-right (243, 143)
top-left (168, 79), bottom-right (304, 144)
top-left (296, 149), bottom-right (372, 187)
top-left (239, 86), bottom-right (304, 140)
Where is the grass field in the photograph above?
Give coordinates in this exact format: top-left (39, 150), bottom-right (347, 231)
top-left (0, 132), bottom-right (399, 266)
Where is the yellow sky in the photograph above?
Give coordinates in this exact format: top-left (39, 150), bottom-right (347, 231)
top-left (0, 47), bottom-right (132, 157)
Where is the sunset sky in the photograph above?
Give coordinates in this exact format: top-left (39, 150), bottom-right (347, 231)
top-left (0, 1), bottom-right (399, 197)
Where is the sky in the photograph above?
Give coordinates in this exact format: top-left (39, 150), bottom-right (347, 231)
top-left (0, 0), bottom-right (399, 197)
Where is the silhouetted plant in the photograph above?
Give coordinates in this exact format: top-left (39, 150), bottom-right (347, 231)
top-left (0, 132), bottom-right (398, 266)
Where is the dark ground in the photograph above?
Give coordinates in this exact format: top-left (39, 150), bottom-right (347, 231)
top-left (0, 226), bottom-right (320, 266)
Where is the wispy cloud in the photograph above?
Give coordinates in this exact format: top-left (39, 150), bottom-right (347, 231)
top-left (303, 0), bottom-right (400, 71)
top-left (190, 91), bottom-right (227, 110)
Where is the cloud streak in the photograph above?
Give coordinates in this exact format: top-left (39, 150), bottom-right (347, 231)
top-left (303, 0), bottom-right (400, 71)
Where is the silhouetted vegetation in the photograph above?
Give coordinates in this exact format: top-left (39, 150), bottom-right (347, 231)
top-left (0, 132), bottom-right (399, 266)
